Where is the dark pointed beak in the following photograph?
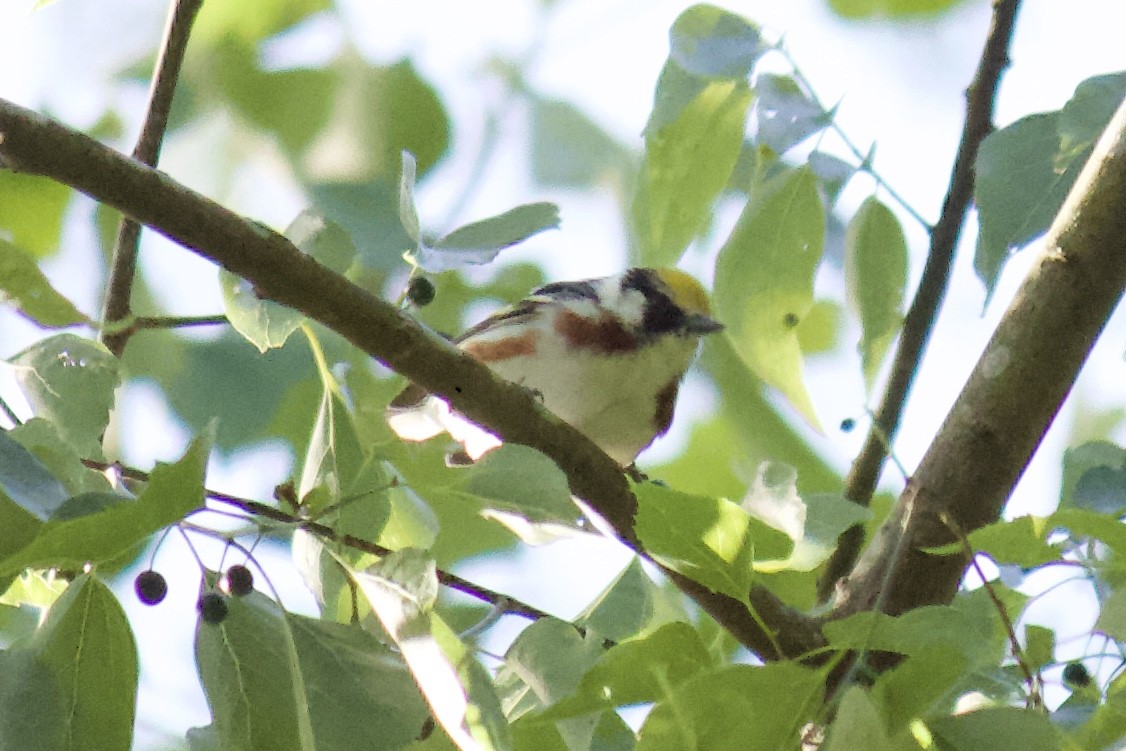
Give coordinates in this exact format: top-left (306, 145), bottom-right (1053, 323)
top-left (686, 313), bottom-right (724, 335)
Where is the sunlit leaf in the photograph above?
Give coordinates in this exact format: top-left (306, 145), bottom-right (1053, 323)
top-left (634, 481), bottom-right (791, 600)
top-left (714, 166), bottom-right (825, 427)
top-left (633, 78), bottom-right (753, 267)
top-left (352, 549), bottom-right (512, 751)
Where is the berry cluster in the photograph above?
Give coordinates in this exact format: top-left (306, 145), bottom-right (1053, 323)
top-left (133, 563), bottom-right (255, 625)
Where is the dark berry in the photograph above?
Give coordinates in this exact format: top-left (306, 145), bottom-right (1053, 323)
top-left (224, 565), bottom-right (254, 597)
top-left (198, 591), bottom-right (229, 624)
top-left (134, 570), bottom-right (168, 605)
top-left (407, 276), bottom-right (436, 307)
top-left (840, 418), bottom-right (856, 433)
top-left (1063, 661), bottom-right (1091, 688)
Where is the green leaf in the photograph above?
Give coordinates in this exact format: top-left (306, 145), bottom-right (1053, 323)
top-left (808, 151), bottom-right (857, 206)
top-left (927, 707), bottom-right (1061, 751)
top-left (1049, 508), bottom-right (1126, 561)
top-left (753, 74), bottom-right (830, 154)
top-left (871, 646), bottom-right (968, 734)
top-left (497, 618), bottom-right (608, 748)
top-left (713, 166), bottom-right (825, 427)
top-left (0, 240), bottom-right (89, 327)
top-left (667, 4), bottom-right (763, 80)
top-left (0, 569), bottom-right (68, 609)
top-left (824, 599), bottom-right (1006, 666)
top-left (633, 78), bottom-right (753, 266)
top-left (637, 662), bottom-right (822, 751)
top-left (0, 171), bottom-right (72, 259)
top-left (0, 427), bottom-right (212, 576)
top-left (845, 197), bottom-right (908, 390)
top-left (221, 211), bottom-right (354, 352)
top-left (418, 203), bottom-right (561, 272)
top-left (1057, 73), bottom-right (1126, 159)
top-left (1072, 465), bottom-right (1126, 515)
top-left (220, 269), bottom-right (304, 353)
top-left (352, 550), bottom-right (512, 751)
top-left (0, 428), bottom-right (69, 522)
top-left (1095, 587), bottom-right (1126, 641)
top-left (538, 621), bottom-right (712, 721)
top-left (575, 557), bottom-right (656, 643)
top-left (634, 481), bottom-right (789, 600)
top-left (0, 649), bottom-right (69, 751)
top-left (195, 589), bottom-right (427, 751)
top-left (459, 445), bottom-right (578, 544)
top-left (823, 688), bottom-right (895, 751)
top-left (28, 574), bottom-right (138, 751)
top-left (962, 515), bottom-right (1059, 568)
top-left (10, 418), bottom-right (113, 496)
top-left (1024, 624), bottom-right (1055, 671)
top-left (10, 333), bottom-right (120, 457)
top-left (194, 590), bottom-right (312, 751)
top-left (973, 113), bottom-right (1077, 299)
top-left (310, 179), bottom-right (417, 272)
top-left (298, 387), bottom-right (367, 509)
top-left (828, 0), bottom-right (965, 19)
top-left (1059, 441), bottom-right (1126, 509)
top-left (285, 209), bottom-right (358, 275)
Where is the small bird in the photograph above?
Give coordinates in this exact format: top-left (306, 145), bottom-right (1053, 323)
top-left (387, 267), bottom-right (723, 466)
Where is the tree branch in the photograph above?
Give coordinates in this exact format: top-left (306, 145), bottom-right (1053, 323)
top-left (0, 98), bottom-right (824, 661)
top-left (818, 0), bottom-right (1023, 601)
top-left (100, 0), bottom-right (203, 358)
top-left (834, 96), bottom-right (1126, 618)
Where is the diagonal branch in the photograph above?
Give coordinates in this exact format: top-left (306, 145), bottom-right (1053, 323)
top-left (0, 98), bottom-right (825, 661)
top-left (835, 97), bottom-right (1126, 618)
top-left (818, 0), bottom-right (1024, 601)
top-left (100, 0), bottom-right (203, 358)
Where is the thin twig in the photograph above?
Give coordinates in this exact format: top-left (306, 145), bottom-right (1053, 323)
top-left (817, 0), bottom-right (1023, 602)
top-left (81, 458), bottom-right (557, 622)
top-left (100, 0), bottom-right (203, 358)
top-left (944, 512), bottom-right (1043, 710)
top-left (133, 314), bottom-right (229, 330)
top-left (1, 98), bottom-right (825, 660)
top-left (782, 49), bottom-right (932, 231)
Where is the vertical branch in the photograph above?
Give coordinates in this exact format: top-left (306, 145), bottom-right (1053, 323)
top-left (99, 0), bottom-right (204, 357)
top-left (817, 0), bottom-right (1023, 602)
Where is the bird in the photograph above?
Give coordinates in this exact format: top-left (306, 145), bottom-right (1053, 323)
top-left (387, 267), bottom-right (723, 466)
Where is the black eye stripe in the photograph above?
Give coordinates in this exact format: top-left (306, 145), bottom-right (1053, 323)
top-left (620, 269), bottom-right (687, 335)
